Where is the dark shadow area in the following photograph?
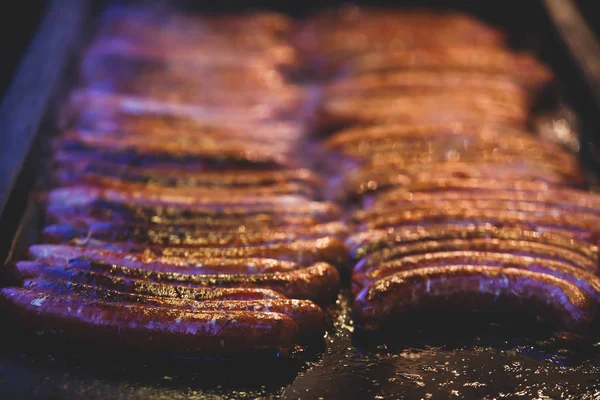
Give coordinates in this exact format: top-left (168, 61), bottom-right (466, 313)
top-left (0, 2), bottom-right (45, 97)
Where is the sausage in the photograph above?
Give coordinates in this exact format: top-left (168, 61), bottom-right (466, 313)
top-left (62, 89), bottom-right (287, 128)
top-left (340, 163), bottom-right (582, 200)
top-left (70, 112), bottom-right (305, 145)
top-left (334, 47), bottom-right (552, 91)
top-left (21, 280), bottom-right (326, 337)
top-left (44, 185), bottom-right (312, 210)
top-left (0, 287), bottom-right (299, 357)
top-left (354, 200), bottom-right (600, 224)
top-left (371, 187), bottom-right (600, 212)
top-left (42, 222), bottom-right (349, 246)
top-left (84, 36), bottom-right (296, 72)
top-left (325, 71), bottom-right (527, 99)
top-left (323, 122), bottom-right (523, 151)
top-left (331, 135), bottom-right (576, 170)
top-left (56, 237), bottom-right (349, 269)
top-left (23, 278), bottom-right (288, 301)
top-left (78, 63), bottom-right (303, 107)
top-left (346, 225), bottom-right (598, 262)
top-left (45, 199), bottom-right (342, 226)
top-left (355, 238), bottom-right (598, 274)
top-left (28, 245), bottom-right (303, 275)
top-left (354, 266), bottom-right (595, 331)
top-left (360, 208), bottom-right (600, 241)
top-left (56, 163), bottom-right (323, 191)
top-left (361, 178), bottom-right (567, 208)
top-left (317, 91), bottom-right (528, 130)
top-left (49, 213), bottom-right (325, 231)
top-left (56, 130), bottom-right (296, 170)
top-left (296, 7), bottom-right (506, 60)
top-left (347, 144), bottom-right (580, 175)
top-left (76, 62), bottom-right (298, 99)
top-left (77, 75), bottom-right (303, 112)
top-left (58, 172), bottom-right (318, 198)
top-left (353, 251), bottom-right (600, 303)
top-left (15, 261), bottom-right (341, 304)
top-left (46, 210), bottom-right (334, 229)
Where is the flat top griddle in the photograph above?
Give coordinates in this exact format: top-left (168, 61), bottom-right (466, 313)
top-left (1, 1), bottom-right (600, 398)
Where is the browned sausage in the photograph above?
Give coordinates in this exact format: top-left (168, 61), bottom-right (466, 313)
top-left (29, 245), bottom-right (303, 275)
top-left (23, 278), bottom-right (288, 301)
top-left (15, 261), bottom-right (341, 304)
top-left (317, 91), bottom-right (528, 130)
top-left (346, 225), bottom-right (598, 262)
top-left (56, 163), bottom-right (323, 191)
top-left (354, 266), bottom-right (595, 331)
top-left (371, 187), bottom-right (600, 212)
top-left (0, 287), bottom-right (299, 357)
top-left (63, 237), bottom-right (349, 269)
top-left (42, 222), bottom-right (349, 247)
top-left (334, 47), bottom-right (552, 91)
top-left (355, 238), bottom-right (598, 274)
top-left (353, 251), bottom-right (600, 303)
top-left (22, 280), bottom-right (326, 337)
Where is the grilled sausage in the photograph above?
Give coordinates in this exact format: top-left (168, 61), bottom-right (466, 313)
top-left (28, 245), bottom-right (303, 275)
top-left (346, 225), bottom-right (598, 261)
top-left (56, 163), bottom-right (323, 191)
top-left (340, 163), bottom-right (582, 200)
top-left (360, 208), bottom-right (600, 243)
top-left (45, 198), bottom-right (342, 226)
top-left (317, 91), bottom-right (528, 130)
top-left (44, 185), bottom-right (312, 210)
top-left (354, 266), bottom-right (595, 331)
top-left (23, 278), bottom-right (288, 301)
top-left (353, 251), bottom-right (600, 303)
top-left (371, 187), bottom-right (600, 212)
top-left (52, 237), bottom-right (349, 269)
top-left (354, 200), bottom-right (600, 225)
top-left (42, 222), bottom-right (349, 246)
top-left (323, 123), bottom-right (523, 151)
top-left (325, 71), bottom-right (527, 99)
top-left (21, 280), bottom-right (326, 337)
top-left (355, 238), bottom-right (598, 274)
top-left (0, 287), bottom-right (299, 357)
top-left (333, 47), bottom-right (553, 91)
top-left (56, 130), bottom-right (296, 170)
top-left (69, 112), bottom-right (305, 145)
top-left (15, 261), bottom-right (341, 304)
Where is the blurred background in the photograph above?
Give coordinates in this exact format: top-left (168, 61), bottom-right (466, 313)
top-left (0, 1), bottom-right (599, 102)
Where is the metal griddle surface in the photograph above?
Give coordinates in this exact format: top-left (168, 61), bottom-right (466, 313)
top-left (2, 1), bottom-right (600, 398)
